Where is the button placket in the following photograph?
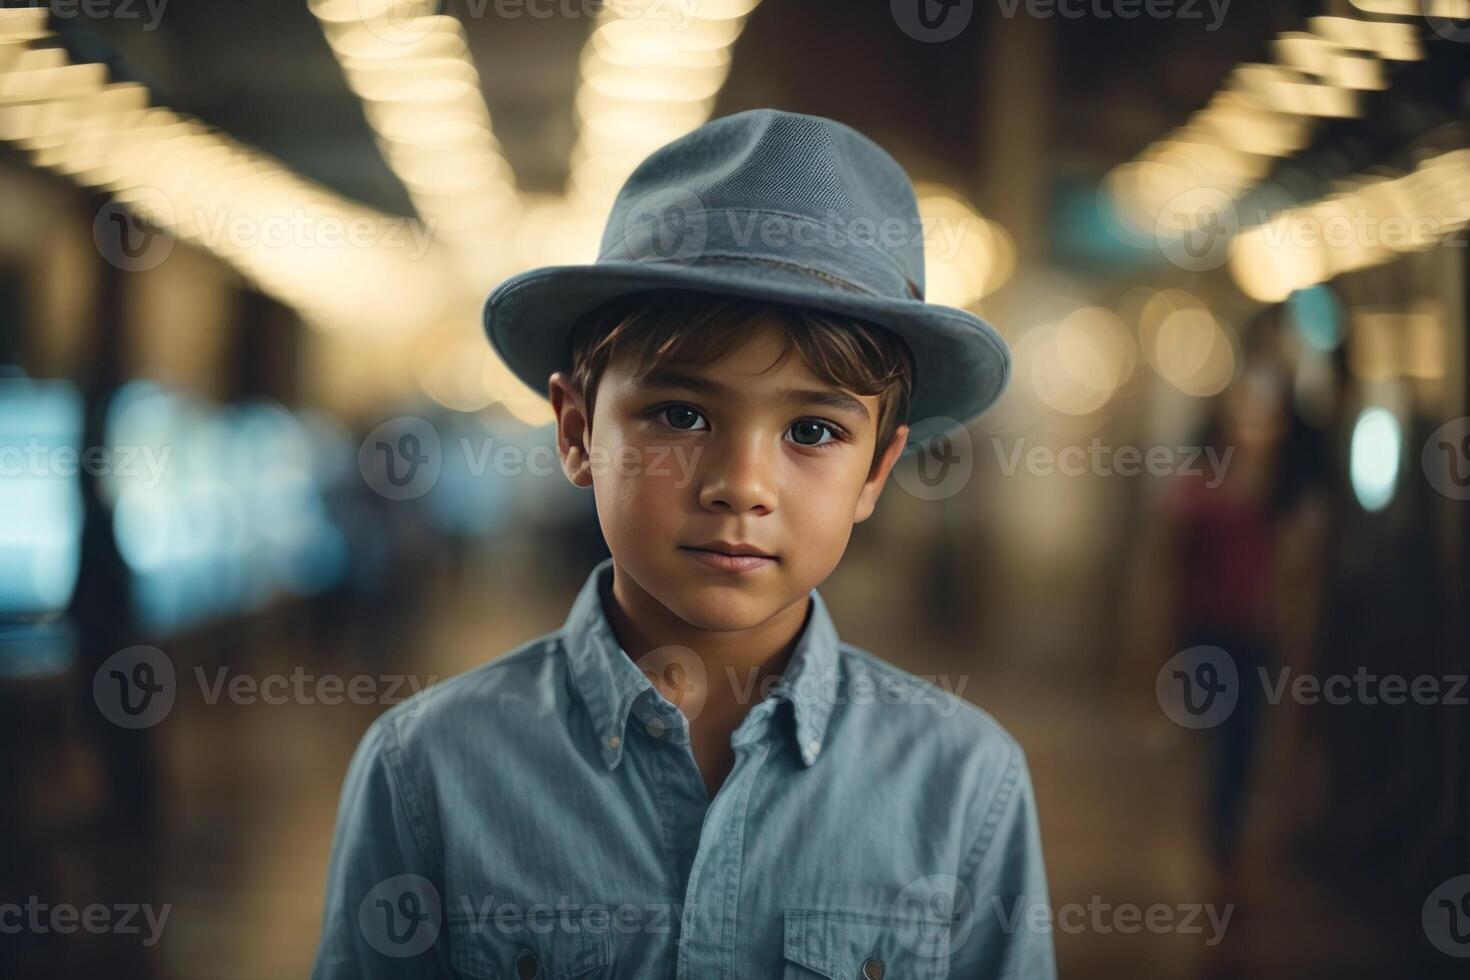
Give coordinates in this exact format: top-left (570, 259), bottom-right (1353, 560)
top-left (674, 737), bottom-right (773, 980)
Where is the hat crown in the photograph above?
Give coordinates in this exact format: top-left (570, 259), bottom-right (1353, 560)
top-left (598, 109), bottom-right (926, 300)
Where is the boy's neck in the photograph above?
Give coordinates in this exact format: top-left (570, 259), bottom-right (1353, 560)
top-left (602, 562), bottom-right (811, 726)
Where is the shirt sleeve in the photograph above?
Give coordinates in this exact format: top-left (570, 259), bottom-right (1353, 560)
top-left (311, 712), bottom-right (451, 980)
top-left (946, 744), bottom-right (1057, 979)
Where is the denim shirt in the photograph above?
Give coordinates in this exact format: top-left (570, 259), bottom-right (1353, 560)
top-left (313, 557), bottom-right (1055, 979)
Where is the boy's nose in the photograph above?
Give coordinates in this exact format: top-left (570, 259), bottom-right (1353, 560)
top-left (696, 435), bottom-right (777, 515)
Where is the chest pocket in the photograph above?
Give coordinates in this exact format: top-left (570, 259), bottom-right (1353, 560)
top-left (782, 908), bottom-right (951, 979)
top-left (449, 911), bottom-right (613, 980)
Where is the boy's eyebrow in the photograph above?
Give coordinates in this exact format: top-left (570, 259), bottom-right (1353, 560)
top-left (638, 368), bottom-right (871, 422)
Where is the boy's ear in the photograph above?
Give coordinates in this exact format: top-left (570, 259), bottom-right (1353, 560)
top-left (548, 371), bottom-right (594, 488)
top-left (853, 422), bottom-right (910, 523)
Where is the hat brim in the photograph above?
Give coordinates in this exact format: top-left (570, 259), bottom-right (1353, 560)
top-left (482, 258), bottom-right (1011, 455)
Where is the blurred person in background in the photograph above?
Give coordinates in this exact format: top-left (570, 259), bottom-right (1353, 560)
top-left (1158, 327), bottom-right (1330, 874)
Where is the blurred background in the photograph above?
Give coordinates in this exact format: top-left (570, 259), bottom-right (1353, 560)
top-left (2, 0), bottom-right (1468, 977)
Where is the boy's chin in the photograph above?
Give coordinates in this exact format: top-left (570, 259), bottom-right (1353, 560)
top-left (657, 579), bottom-right (792, 632)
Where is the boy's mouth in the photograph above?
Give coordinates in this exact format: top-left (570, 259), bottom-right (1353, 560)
top-left (679, 541), bottom-right (778, 573)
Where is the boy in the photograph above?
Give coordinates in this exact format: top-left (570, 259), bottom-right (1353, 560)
top-left (313, 109), bottom-right (1055, 979)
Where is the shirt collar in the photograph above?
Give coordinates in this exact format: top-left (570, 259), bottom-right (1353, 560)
top-left (559, 556), bottom-right (841, 771)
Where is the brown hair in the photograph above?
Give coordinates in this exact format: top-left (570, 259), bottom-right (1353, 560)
top-left (565, 288), bottom-right (915, 468)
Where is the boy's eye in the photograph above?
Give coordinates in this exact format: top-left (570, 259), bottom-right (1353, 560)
top-left (660, 405), bottom-right (707, 431)
top-left (650, 404), bottom-right (842, 447)
top-left (788, 419), bottom-right (839, 447)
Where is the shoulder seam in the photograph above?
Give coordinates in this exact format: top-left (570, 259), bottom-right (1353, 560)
top-left (958, 742), bottom-right (1023, 881)
top-left (375, 713), bottom-right (440, 868)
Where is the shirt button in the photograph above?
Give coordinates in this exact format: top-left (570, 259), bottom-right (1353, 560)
top-left (806, 739), bottom-right (821, 756)
top-left (607, 735), bottom-right (621, 749)
top-left (515, 948), bottom-right (540, 979)
top-left (862, 956), bottom-right (885, 979)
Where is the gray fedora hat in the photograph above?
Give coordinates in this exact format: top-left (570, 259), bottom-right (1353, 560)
top-left (482, 108), bottom-right (1011, 454)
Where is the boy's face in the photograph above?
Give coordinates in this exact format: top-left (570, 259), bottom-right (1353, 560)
top-left (548, 317), bottom-right (909, 633)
